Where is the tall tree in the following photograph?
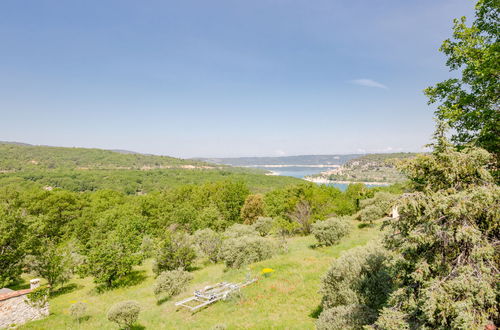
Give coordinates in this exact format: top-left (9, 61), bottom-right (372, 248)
top-left (425, 0), bottom-right (499, 157)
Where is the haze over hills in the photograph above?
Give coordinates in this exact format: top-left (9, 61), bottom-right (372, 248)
top-left (195, 154), bottom-right (361, 166)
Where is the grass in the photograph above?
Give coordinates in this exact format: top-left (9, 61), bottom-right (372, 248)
top-left (22, 221), bottom-right (382, 329)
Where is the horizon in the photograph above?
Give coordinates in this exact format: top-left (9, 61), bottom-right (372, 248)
top-left (1, 0), bottom-right (474, 157)
top-left (1, 139), bottom-right (425, 159)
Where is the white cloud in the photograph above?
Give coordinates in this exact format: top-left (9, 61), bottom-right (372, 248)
top-left (275, 149), bottom-right (286, 156)
top-left (350, 78), bottom-right (388, 89)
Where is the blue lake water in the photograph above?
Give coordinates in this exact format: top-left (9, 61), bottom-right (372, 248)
top-left (258, 166), bottom-right (386, 191)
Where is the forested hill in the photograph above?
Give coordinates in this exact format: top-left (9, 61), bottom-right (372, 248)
top-left (196, 154), bottom-right (360, 166)
top-left (0, 143), bottom-right (213, 171)
top-left (0, 142), bottom-right (302, 194)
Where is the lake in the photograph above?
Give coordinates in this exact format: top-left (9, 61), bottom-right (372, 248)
top-left (258, 166), bottom-right (386, 191)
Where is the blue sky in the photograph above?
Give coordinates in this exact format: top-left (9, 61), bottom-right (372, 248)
top-left (0, 0), bottom-right (474, 157)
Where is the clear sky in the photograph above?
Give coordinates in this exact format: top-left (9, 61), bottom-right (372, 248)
top-left (0, 0), bottom-right (475, 158)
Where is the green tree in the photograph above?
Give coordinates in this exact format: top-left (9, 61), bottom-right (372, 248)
top-left (0, 195), bottom-right (28, 287)
top-left (25, 240), bottom-right (73, 292)
top-left (153, 232), bottom-right (196, 275)
top-left (378, 141), bottom-right (499, 329)
top-left (424, 0), bottom-right (500, 157)
top-left (85, 232), bottom-right (140, 288)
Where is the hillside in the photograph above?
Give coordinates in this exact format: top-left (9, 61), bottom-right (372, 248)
top-left (0, 143), bottom-right (211, 171)
top-left (308, 153), bottom-right (419, 184)
top-left (0, 143), bottom-right (302, 193)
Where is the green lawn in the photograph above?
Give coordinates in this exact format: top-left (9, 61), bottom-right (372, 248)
top-left (22, 222), bottom-right (382, 329)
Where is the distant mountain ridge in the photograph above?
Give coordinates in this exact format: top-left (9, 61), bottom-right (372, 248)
top-left (195, 154), bottom-right (361, 166)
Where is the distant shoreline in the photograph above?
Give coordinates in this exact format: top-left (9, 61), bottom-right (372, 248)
top-left (303, 176), bottom-right (391, 186)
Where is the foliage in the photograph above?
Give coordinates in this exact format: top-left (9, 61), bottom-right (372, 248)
top-left (220, 236), bottom-right (276, 268)
top-left (26, 286), bottom-right (50, 308)
top-left (153, 269), bottom-right (193, 301)
top-left (377, 138), bottom-right (499, 328)
top-left (0, 192), bottom-right (28, 287)
top-left (311, 216), bottom-right (351, 246)
top-left (318, 243), bottom-right (393, 329)
top-left (240, 194), bottom-right (265, 224)
top-left (107, 300), bottom-right (141, 329)
top-left (69, 302), bottom-right (88, 322)
top-left (25, 241), bottom-right (73, 292)
top-left (316, 304), bottom-right (376, 330)
top-left (399, 139), bottom-right (493, 192)
top-left (355, 192), bottom-right (398, 224)
top-left (424, 0), bottom-right (500, 155)
top-left (153, 232), bottom-right (196, 275)
top-left (193, 228), bottom-right (222, 263)
top-left (223, 223), bottom-right (259, 239)
top-left (252, 216), bottom-right (274, 236)
top-left (85, 232), bottom-right (141, 288)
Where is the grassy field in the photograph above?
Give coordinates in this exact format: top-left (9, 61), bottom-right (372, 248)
top-left (22, 221), bottom-right (382, 329)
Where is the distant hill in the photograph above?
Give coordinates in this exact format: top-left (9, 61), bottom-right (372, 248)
top-left (196, 154), bottom-right (360, 166)
top-left (0, 142), bottom-right (302, 193)
top-left (0, 143), bottom-right (212, 171)
top-left (308, 152), bottom-right (419, 184)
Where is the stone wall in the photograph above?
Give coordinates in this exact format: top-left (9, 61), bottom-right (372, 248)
top-left (0, 290), bottom-right (49, 329)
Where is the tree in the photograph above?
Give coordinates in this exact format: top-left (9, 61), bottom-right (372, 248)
top-left (424, 0), bottom-right (500, 157)
top-left (25, 240), bottom-right (73, 292)
top-left (85, 232), bottom-right (140, 288)
top-left (0, 199), bottom-right (28, 287)
top-left (288, 199), bottom-right (313, 234)
top-left (153, 232), bottom-right (196, 275)
top-left (240, 194), bottom-right (265, 224)
top-left (378, 140), bottom-right (499, 329)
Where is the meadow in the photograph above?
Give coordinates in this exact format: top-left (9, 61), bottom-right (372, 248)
top-left (21, 221), bottom-right (381, 329)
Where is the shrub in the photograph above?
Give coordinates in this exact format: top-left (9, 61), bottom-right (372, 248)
top-left (153, 232), bottom-right (196, 275)
top-left (252, 217), bottom-right (273, 236)
top-left (311, 216), bottom-right (351, 246)
top-left (153, 269), bottom-right (193, 301)
top-left (69, 302), bottom-right (88, 323)
top-left (107, 300), bottom-right (141, 329)
top-left (318, 243), bottom-right (393, 329)
top-left (316, 304), bottom-right (377, 330)
top-left (223, 224), bottom-right (258, 239)
top-left (193, 228), bottom-right (222, 263)
top-left (355, 192), bottom-right (398, 223)
top-left (219, 236), bottom-right (275, 268)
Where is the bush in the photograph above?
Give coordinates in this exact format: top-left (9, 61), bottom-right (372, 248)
top-left (223, 224), bottom-right (258, 239)
top-left (193, 228), bottom-right (222, 263)
top-left (107, 300), bottom-right (141, 329)
top-left (318, 243), bottom-right (393, 329)
top-left (220, 236), bottom-right (276, 268)
top-left (316, 304), bottom-right (377, 330)
top-left (153, 232), bottom-right (196, 275)
top-left (153, 269), bottom-right (193, 301)
top-left (355, 192), bottom-right (397, 223)
top-left (311, 217), bottom-right (351, 246)
top-left (69, 302), bottom-right (88, 322)
top-left (252, 217), bottom-right (273, 236)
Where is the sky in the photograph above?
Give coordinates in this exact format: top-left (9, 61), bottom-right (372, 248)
top-left (0, 0), bottom-right (475, 158)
